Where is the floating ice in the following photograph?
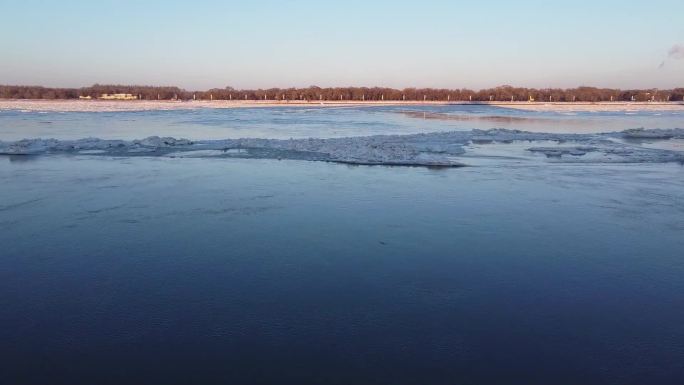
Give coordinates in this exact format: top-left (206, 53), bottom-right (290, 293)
top-left (623, 128), bottom-right (679, 139)
top-left (527, 146), bottom-right (596, 157)
top-left (1, 129), bottom-right (683, 166)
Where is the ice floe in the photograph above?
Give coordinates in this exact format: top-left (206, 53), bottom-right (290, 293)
top-left (622, 128), bottom-right (681, 139)
top-left (1, 129), bottom-right (683, 166)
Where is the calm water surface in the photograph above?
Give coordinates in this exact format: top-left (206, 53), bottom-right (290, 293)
top-left (1, 155), bottom-right (683, 385)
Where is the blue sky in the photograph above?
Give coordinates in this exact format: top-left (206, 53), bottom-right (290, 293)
top-left (1, 0), bottom-right (683, 89)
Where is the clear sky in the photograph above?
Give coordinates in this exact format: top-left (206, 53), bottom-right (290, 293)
top-left (1, 0), bottom-right (683, 90)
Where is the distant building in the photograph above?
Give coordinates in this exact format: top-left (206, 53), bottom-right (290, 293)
top-left (79, 95), bottom-right (92, 100)
top-left (99, 93), bottom-right (138, 100)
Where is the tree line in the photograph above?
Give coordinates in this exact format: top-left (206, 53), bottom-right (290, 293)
top-left (1, 84), bottom-right (683, 102)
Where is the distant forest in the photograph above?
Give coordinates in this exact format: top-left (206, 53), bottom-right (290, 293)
top-left (2, 84), bottom-right (684, 102)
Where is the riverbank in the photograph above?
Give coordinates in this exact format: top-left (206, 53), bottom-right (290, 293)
top-left (0, 99), bottom-right (682, 113)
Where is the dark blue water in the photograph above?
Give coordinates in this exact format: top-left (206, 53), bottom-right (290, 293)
top-left (1, 155), bottom-right (683, 384)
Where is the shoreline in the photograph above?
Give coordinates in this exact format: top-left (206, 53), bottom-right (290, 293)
top-left (0, 99), bottom-right (683, 113)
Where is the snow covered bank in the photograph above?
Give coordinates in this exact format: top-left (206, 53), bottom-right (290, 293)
top-left (1, 100), bottom-right (682, 113)
top-left (1, 129), bottom-right (683, 166)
